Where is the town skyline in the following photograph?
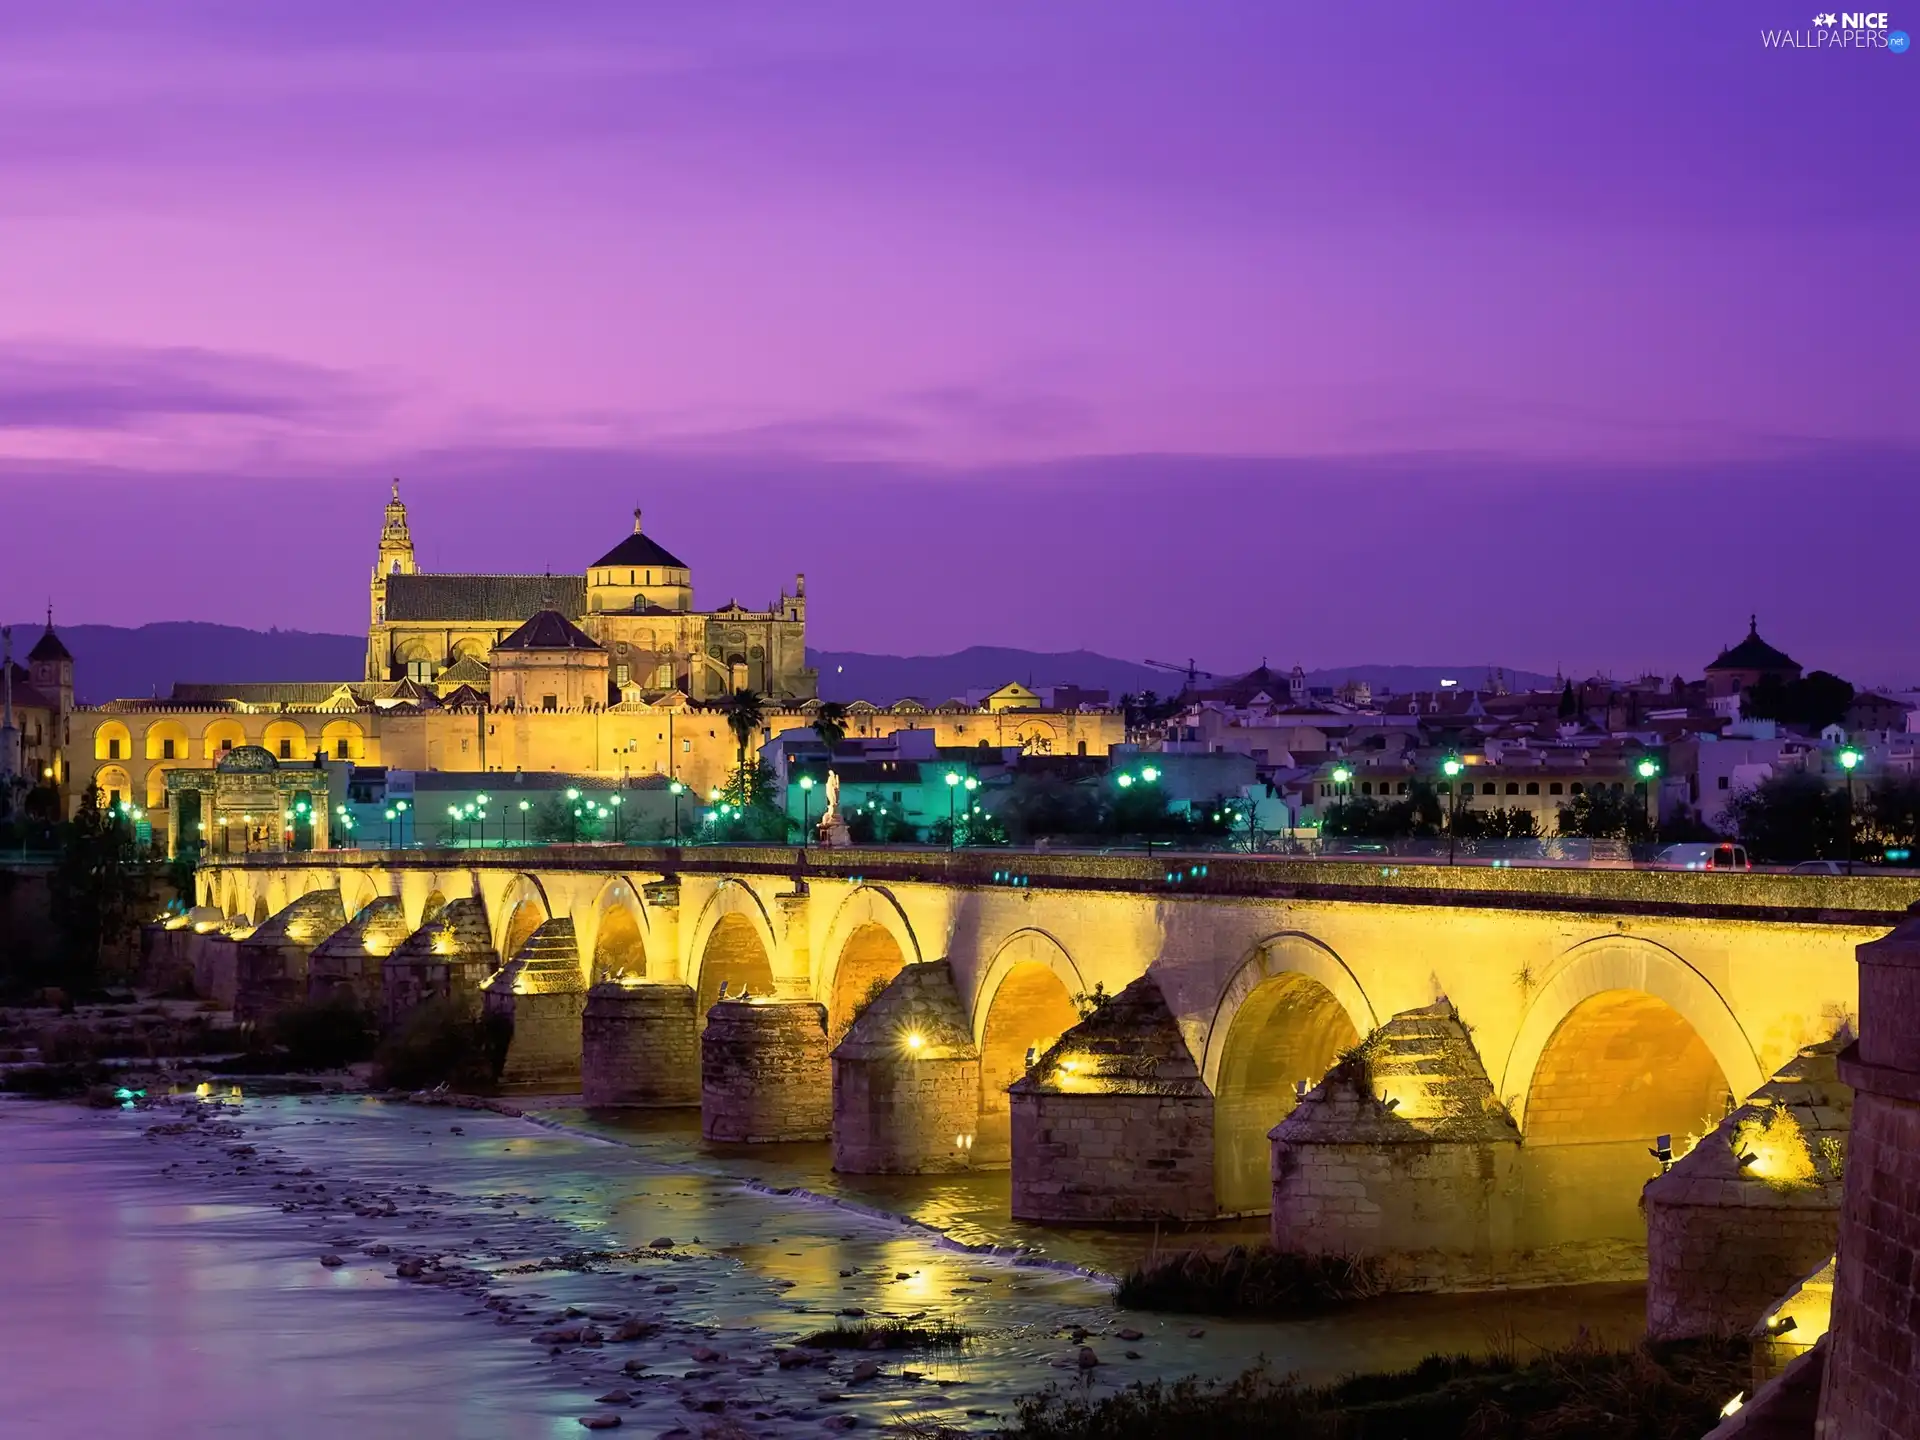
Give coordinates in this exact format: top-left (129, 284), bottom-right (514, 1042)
top-left (0, 1), bottom-right (1913, 683)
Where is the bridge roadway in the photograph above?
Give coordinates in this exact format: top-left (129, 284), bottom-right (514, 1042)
top-left (186, 845), bottom-right (1913, 1285)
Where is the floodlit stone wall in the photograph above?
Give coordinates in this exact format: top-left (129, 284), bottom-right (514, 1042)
top-left (701, 999), bottom-right (832, 1142)
top-left (1817, 909), bottom-right (1920, 1438)
top-left (581, 982), bottom-right (700, 1106)
top-left (1644, 1038), bottom-right (1849, 1342)
top-left (831, 960), bottom-right (982, 1174)
top-left (1009, 974), bottom-right (1215, 1222)
top-left (483, 918), bottom-right (585, 1090)
top-left (307, 897), bottom-right (411, 1009)
top-left (381, 896), bottom-right (495, 1027)
top-left (234, 891), bottom-right (345, 1024)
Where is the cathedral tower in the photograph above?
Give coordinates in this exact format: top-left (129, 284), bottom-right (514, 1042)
top-left (368, 480), bottom-right (417, 680)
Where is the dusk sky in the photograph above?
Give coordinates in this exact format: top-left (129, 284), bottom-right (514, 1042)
top-left (2, 1), bottom-right (1914, 684)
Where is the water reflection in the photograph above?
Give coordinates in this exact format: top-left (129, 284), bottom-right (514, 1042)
top-left (4, 1093), bottom-right (1655, 1438)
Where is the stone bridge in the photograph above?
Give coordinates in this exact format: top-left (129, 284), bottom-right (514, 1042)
top-left (171, 846), bottom-right (1915, 1294)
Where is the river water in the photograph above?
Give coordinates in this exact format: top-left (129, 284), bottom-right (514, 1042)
top-left (0, 1093), bottom-right (1648, 1438)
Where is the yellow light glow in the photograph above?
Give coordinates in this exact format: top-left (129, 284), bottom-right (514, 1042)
top-left (906, 1031), bottom-right (925, 1052)
top-left (195, 1082), bottom-right (212, 1098)
top-left (1721, 1393), bottom-right (1744, 1418)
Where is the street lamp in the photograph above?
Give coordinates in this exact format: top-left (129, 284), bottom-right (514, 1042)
top-left (517, 797), bottom-right (530, 844)
top-left (945, 770), bottom-right (962, 849)
top-left (1839, 747), bottom-right (1863, 875)
top-left (1636, 756), bottom-right (1661, 840)
top-left (799, 774), bottom-right (815, 847)
top-left (669, 780), bottom-right (684, 845)
top-left (476, 794), bottom-right (490, 848)
top-left (1441, 756), bottom-right (1463, 865)
top-left (609, 791), bottom-right (624, 843)
top-left (385, 807), bottom-right (398, 848)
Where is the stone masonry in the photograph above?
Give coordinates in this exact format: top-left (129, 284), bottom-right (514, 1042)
top-left (1644, 1036), bottom-right (1850, 1342)
top-left (581, 982), bottom-right (700, 1107)
top-left (701, 998), bottom-right (832, 1143)
top-left (307, 896), bottom-right (412, 1010)
top-left (234, 890), bottom-right (345, 1025)
top-left (1817, 906), bottom-right (1920, 1437)
top-left (831, 959), bottom-right (982, 1175)
top-left (381, 896), bottom-right (496, 1029)
top-left (1008, 973), bottom-right (1214, 1223)
top-left (482, 917), bottom-right (585, 1091)
top-left (1270, 1002), bottom-right (1524, 1291)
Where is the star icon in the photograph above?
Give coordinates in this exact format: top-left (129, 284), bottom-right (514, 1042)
top-left (1814, 12), bottom-right (1837, 23)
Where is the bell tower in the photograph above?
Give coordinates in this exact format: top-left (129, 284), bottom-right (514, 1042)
top-left (368, 480), bottom-right (417, 680)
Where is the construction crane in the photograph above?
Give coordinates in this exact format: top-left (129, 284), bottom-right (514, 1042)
top-left (1143, 658), bottom-right (1217, 692)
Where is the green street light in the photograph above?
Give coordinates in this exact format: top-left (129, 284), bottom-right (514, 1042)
top-left (945, 771), bottom-right (960, 787)
top-left (669, 781), bottom-right (684, 795)
top-left (1441, 756), bottom-right (1463, 866)
top-left (566, 787), bottom-right (581, 802)
top-left (1116, 773), bottom-right (1135, 788)
top-left (1140, 765), bottom-right (1160, 783)
top-left (517, 799), bottom-right (530, 810)
top-left (1839, 748), bottom-right (1862, 771)
top-left (1441, 757), bottom-right (1463, 778)
top-left (1839, 747), bottom-right (1864, 875)
top-left (1331, 766), bottom-right (1351, 785)
top-left (1637, 757), bottom-right (1660, 780)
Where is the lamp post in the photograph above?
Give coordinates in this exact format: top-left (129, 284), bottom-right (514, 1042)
top-left (475, 794), bottom-right (490, 848)
top-left (609, 792), bottom-right (624, 843)
top-left (799, 774), bottom-right (815, 847)
top-left (1839, 746), bottom-right (1862, 875)
top-left (669, 780), bottom-right (684, 845)
top-left (944, 770), bottom-right (961, 848)
top-left (1635, 756), bottom-right (1660, 841)
top-left (566, 787), bottom-right (581, 843)
top-left (1441, 756), bottom-right (1463, 865)
top-left (385, 807), bottom-right (397, 848)
top-left (517, 798), bottom-right (530, 845)
top-left (393, 799), bottom-right (408, 849)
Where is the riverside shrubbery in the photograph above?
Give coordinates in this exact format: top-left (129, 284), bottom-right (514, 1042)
top-left (1010, 1335), bottom-right (1751, 1440)
top-left (1115, 1243), bottom-right (1389, 1316)
top-left (371, 1000), bottom-right (510, 1092)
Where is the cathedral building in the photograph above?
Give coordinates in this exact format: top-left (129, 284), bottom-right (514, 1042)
top-left (364, 484), bottom-right (815, 703)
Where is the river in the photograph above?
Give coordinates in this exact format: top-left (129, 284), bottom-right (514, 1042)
top-left (0, 1093), bottom-right (1648, 1438)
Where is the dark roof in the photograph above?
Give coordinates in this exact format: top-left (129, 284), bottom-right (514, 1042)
top-left (3, 662), bottom-right (55, 711)
top-left (1707, 618), bottom-right (1799, 674)
top-left (170, 681), bottom-right (368, 705)
top-left (386, 573), bottom-right (587, 623)
top-left (495, 610), bottom-right (603, 652)
top-left (591, 531), bottom-right (690, 571)
top-left (28, 625), bottom-right (70, 663)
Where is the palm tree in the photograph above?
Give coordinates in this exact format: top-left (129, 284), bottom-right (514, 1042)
top-left (721, 688), bottom-right (766, 795)
top-left (813, 700), bottom-right (849, 755)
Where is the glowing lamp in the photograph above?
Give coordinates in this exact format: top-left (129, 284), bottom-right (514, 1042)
top-left (1839, 748), bottom-right (1862, 771)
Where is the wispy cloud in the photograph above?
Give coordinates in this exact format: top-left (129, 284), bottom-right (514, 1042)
top-left (0, 339), bottom-right (387, 432)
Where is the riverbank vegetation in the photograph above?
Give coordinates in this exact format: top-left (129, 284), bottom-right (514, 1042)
top-left (1115, 1243), bottom-right (1390, 1316)
top-left (1005, 1334), bottom-right (1750, 1440)
top-left (370, 1000), bottom-right (509, 1092)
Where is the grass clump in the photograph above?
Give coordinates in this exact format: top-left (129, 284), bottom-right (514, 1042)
top-left (1007, 1334), bottom-right (1750, 1440)
top-left (1115, 1243), bottom-right (1389, 1316)
top-left (796, 1319), bottom-right (971, 1351)
top-left (372, 1000), bottom-right (509, 1092)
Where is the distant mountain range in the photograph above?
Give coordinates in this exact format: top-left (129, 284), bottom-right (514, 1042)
top-left (9, 622), bottom-right (1560, 708)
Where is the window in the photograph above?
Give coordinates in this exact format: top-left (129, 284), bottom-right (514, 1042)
top-left (407, 660), bottom-right (433, 683)
top-left (1077, 740), bottom-right (1087, 756)
top-left (615, 664), bottom-right (629, 687)
top-left (542, 694), bottom-right (558, 712)
top-left (222, 737), bottom-right (234, 752)
top-left (278, 739), bottom-right (293, 759)
top-left (1361, 781), bottom-right (1373, 795)
top-left (1397, 781), bottom-right (1408, 794)
top-left (1482, 781), bottom-right (1496, 795)
top-left (107, 737), bottom-right (121, 759)
top-left (1718, 775), bottom-right (1730, 790)
top-left (1549, 782), bottom-right (1563, 795)
top-left (1570, 782), bottom-right (1584, 795)
top-left (1526, 782), bottom-right (1539, 795)
top-left (162, 739), bottom-right (176, 760)
top-left (336, 739), bottom-right (350, 759)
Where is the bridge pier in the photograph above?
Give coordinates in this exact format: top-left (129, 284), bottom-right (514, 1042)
top-left (307, 897), bottom-right (411, 1010)
top-left (235, 892), bottom-right (345, 1025)
top-left (831, 960), bottom-right (981, 1174)
top-left (482, 917), bottom-right (585, 1091)
top-left (701, 998), bottom-right (832, 1142)
top-left (1009, 974), bottom-right (1215, 1223)
top-left (1270, 1003), bottom-right (1524, 1291)
top-left (581, 982), bottom-right (700, 1106)
top-left (381, 897), bottom-right (496, 1029)
top-left (1643, 1036), bottom-right (1850, 1341)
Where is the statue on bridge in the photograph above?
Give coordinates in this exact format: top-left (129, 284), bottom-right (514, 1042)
top-left (816, 769), bottom-right (851, 848)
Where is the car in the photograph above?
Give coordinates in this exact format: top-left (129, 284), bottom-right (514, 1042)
top-left (1652, 842), bottom-right (1751, 872)
top-left (1789, 860), bottom-right (1845, 875)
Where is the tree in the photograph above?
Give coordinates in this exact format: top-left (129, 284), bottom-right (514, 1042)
top-left (1558, 681), bottom-right (1578, 719)
top-left (1743, 670), bottom-right (1855, 731)
top-left (706, 759), bottom-right (789, 842)
top-left (720, 689), bottom-right (766, 796)
top-left (1860, 779), bottom-right (1920, 859)
top-left (996, 771), bottom-right (1102, 844)
top-left (47, 787), bottom-right (146, 992)
top-left (1453, 806), bottom-right (1538, 840)
top-left (1556, 788), bottom-right (1654, 842)
top-left (1725, 771), bottom-right (1851, 862)
top-left (1323, 783), bottom-right (1444, 840)
top-left (812, 700), bottom-right (849, 754)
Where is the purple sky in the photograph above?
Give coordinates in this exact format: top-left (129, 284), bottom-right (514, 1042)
top-left (2, 2), bottom-right (1914, 684)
